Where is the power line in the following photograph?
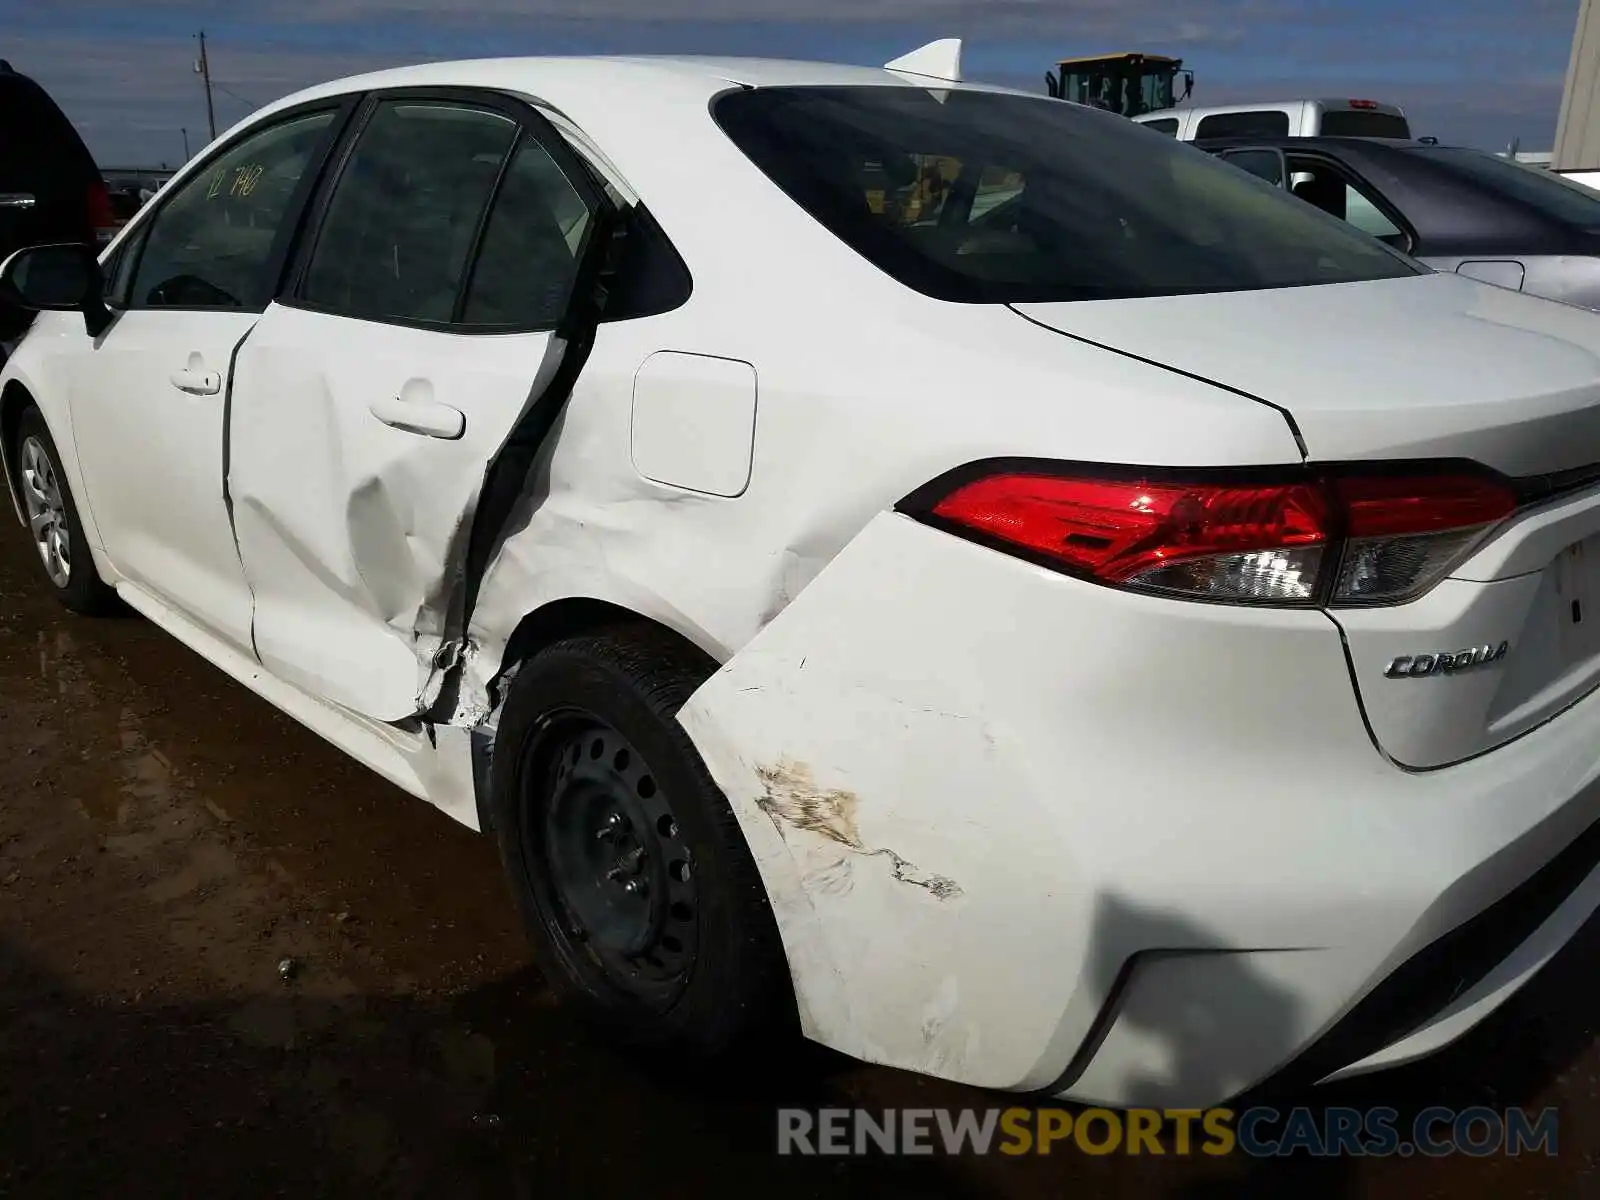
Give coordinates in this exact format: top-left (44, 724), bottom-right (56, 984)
top-left (211, 82), bottom-right (259, 110)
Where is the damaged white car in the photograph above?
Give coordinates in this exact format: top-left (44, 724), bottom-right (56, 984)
top-left (8, 44), bottom-right (1600, 1107)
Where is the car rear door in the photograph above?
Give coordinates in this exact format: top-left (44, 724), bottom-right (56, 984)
top-left (228, 90), bottom-right (612, 721)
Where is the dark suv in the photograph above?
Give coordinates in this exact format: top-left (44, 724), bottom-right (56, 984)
top-left (0, 60), bottom-right (113, 343)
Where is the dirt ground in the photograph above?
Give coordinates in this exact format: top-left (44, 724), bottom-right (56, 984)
top-left (0, 525), bottom-right (1597, 1198)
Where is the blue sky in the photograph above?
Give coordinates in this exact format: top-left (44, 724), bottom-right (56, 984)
top-left (10, 0), bottom-right (1584, 166)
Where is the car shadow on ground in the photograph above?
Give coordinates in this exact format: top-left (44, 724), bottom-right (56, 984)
top-left (0, 933), bottom-right (994, 1198)
top-left (6, 894), bottom-right (1593, 1199)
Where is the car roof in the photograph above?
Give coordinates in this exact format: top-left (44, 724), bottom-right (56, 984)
top-left (137, 54), bottom-right (1060, 315)
top-left (260, 53), bottom-right (1038, 117)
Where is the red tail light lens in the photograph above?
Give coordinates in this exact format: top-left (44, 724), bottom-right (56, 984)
top-left (87, 181), bottom-right (117, 245)
top-left (918, 466), bottom-right (1517, 607)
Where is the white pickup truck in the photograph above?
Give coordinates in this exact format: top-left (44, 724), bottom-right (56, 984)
top-left (1132, 97), bottom-right (1411, 141)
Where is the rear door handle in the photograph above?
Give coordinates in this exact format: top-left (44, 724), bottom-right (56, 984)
top-left (368, 394), bottom-right (465, 439)
top-left (169, 367), bottom-right (221, 395)
top-left (0, 193), bottom-right (35, 210)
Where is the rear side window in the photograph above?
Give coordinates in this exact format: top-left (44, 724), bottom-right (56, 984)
top-left (1194, 110), bottom-right (1291, 138)
top-left (130, 110), bottom-right (336, 310)
top-left (302, 101), bottom-right (519, 325)
top-left (461, 134), bottom-right (595, 328)
top-left (714, 86), bottom-right (1417, 304)
top-left (1319, 111), bottom-right (1410, 139)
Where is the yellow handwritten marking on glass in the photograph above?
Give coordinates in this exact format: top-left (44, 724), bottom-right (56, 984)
top-left (230, 164), bottom-right (265, 198)
top-left (206, 168), bottom-right (227, 200)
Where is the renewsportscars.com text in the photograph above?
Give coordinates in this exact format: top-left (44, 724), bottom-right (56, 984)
top-left (776, 1106), bottom-right (1559, 1158)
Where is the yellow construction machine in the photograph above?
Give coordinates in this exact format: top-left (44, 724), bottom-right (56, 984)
top-left (1045, 52), bottom-right (1194, 117)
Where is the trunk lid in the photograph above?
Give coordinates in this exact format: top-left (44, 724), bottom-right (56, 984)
top-left (1012, 272), bottom-right (1600, 477)
top-left (1015, 272), bottom-right (1600, 768)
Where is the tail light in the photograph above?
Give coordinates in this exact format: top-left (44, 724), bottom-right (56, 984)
top-left (906, 464), bottom-right (1517, 607)
top-left (86, 180), bottom-right (117, 246)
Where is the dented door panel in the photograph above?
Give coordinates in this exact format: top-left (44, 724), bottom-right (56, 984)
top-left (228, 303), bottom-right (567, 719)
top-left (221, 94), bottom-right (612, 724)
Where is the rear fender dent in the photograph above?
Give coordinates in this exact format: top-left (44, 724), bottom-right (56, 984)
top-left (676, 511), bottom-right (1086, 1088)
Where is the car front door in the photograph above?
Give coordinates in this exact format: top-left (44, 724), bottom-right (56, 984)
top-left (69, 106), bottom-right (346, 651)
top-left (228, 93), bottom-right (609, 720)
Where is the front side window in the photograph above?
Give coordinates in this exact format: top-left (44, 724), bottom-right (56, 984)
top-left (715, 87), bottom-right (1418, 304)
top-left (301, 101), bottom-right (519, 325)
top-left (1285, 156), bottom-right (1408, 246)
top-left (130, 110), bottom-right (336, 310)
top-left (1144, 117), bottom-right (1181, 136)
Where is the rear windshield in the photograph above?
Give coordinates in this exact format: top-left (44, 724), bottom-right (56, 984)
top-left (1319, 110), bottom-right (1411, 139)
top-left (1194, 110), bottom-right (1290, 139)
top-left (714, 86), bottom-right (1419, 304)
top-left (1411, 146), bottom-right (1600, 227)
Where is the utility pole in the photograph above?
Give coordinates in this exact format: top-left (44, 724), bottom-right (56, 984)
top-left (195, 31), bottom-right (217, 143)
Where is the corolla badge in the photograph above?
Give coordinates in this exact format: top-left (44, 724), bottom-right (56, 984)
top-left (1384, 642), bottom-right (1509, 679)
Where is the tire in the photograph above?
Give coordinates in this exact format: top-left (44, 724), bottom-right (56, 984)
top-left (12, 406), bottom-right (118, 614)
top-left (491, 623), bottom-right (793, 1056)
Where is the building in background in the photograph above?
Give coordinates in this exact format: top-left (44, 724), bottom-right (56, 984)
top-left (1556, 0), bottom-right (1600, 171)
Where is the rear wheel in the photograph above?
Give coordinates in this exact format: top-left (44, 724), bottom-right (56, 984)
top-left (12, 407), bottom-right (117, 614)
top-left (491, 625), bottom-right (792, 1055)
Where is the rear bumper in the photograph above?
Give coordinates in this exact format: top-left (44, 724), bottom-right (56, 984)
top-left (679, 512), bottom-right (1600, 1105)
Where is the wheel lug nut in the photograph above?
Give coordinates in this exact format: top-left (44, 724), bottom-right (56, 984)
top-left (622, 878), bottom-right (647, 896)
top-left (595, 812), bottom-right (629, 841)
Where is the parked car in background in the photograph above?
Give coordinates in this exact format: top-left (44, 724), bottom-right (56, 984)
top-left (1134, 97), bottom-right (1410, 141)
top-left (11, 51), bottom-right (1600, 1109)
top-left (1199, 134), bottom-right (1600, 307)
top-left (0, 59), bottom-right (114, 345)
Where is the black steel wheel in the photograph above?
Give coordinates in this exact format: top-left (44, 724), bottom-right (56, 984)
top-left (491, 624), bottom-right (793, 1055)
top-left (528, 711), bottom-right (699, 1009)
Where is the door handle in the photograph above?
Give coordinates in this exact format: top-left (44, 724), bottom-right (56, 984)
top-left (368, 394), bottom-right (465, 439)
top-left (0, 193), bottom-right (36, 210)
top-left (169, 367), bottom-right (221, 395)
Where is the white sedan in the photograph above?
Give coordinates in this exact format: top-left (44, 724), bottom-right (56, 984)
top-left (6, 44), bottom-right (1600, 1107)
